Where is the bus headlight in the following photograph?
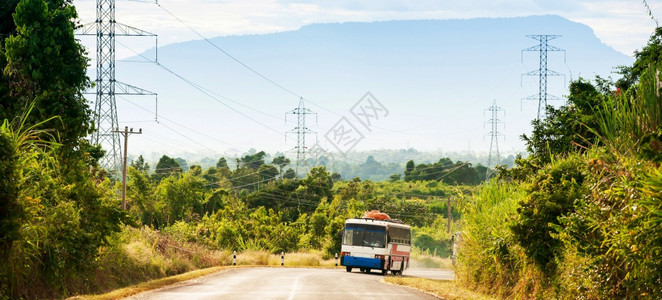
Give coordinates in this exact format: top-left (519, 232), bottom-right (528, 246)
top-left (375, 254), bottom-right (385, 260)
top-left (341, 252), bottom-right (350, 256)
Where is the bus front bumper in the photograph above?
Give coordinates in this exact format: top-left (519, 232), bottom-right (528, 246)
top-left (340, 256), bottom-right (383, 269)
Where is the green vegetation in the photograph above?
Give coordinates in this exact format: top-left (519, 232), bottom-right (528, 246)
top-left (456, 29), bottom-right (662, 298)
top-left (5, 0), bottom-right (660, 299)
top-left (0, 3), bottom-right (473, 292)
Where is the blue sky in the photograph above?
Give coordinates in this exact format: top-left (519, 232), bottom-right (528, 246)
top-left (71, 0), bottom-right (657, 162)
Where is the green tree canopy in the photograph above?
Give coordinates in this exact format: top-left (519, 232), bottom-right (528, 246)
top-left (216, 157), bottom-right (228, 168)
top-left (271, 155), bottom-right (290, 178)
top-left (154, 155), bottom-right (181, 180)
top-left (239, 151), bottom-right (266, 170)
top-left (130, 155), bottom-right (150, 173)
top-left (283, 168), bottom-right (296, 179)
top-left (2, 0), bottom-right (92, 156)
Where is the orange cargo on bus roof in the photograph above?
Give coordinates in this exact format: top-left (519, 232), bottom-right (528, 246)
top-left (362, 210), bottom-right (391, 221)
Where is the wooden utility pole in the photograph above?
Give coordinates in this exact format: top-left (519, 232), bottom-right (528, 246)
top-left (447, 197), bottom-right (452, 234)
top-left (112, 126), bottom-right (142, 210)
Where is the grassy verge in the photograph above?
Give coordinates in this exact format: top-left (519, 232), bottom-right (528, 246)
top-left (236, 249), bottom-right (337, 267)
top-left (410, 253), bottom-right (453, 269)
top-left (69, 266), bottom-right (236, 300)
top-left (71, 226), bottom-right (343, 298)
top-left (385, 277), bottom-right (495, 300)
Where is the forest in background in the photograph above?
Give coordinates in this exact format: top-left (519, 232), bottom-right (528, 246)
top-left (143, 149), bottom-right (517, 182)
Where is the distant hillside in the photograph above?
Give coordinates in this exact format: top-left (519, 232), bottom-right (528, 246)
top-left (108, 15), bottom-right (634, 158)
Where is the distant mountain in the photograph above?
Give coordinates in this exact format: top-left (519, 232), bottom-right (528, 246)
top-left (107, 15), bottom-right (634, 159)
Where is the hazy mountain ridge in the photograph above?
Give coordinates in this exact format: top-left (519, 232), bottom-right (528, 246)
top-left (113, 15), bottom-right (634, 160)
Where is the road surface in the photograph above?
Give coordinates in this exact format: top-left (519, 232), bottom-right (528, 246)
top-left (129, 267), bottom-right (443, 300)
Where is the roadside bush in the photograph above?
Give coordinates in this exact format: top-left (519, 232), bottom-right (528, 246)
top-left (456, 181), bottom-right (532, 298)
top-left (556, 151), bottom-right (662, 298)
top-left (511, 154), bottom-right (587, 272)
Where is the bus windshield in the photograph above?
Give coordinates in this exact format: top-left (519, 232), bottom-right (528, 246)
top-left (343, 224), bottom-right (386, 248)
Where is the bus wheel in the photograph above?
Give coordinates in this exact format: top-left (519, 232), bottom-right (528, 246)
top-left (392, 264), bottom-right (404, 276)
top-left (359, 268), bottom-right (365, 273)
top-left (381, 269), bottom-right (388, 275)
top-left (346, 266), bottom-right (352, 272)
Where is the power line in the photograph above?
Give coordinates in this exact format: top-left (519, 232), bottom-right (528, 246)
top-left (156, 3), bottom-right (301, 100)
top-left (115, 39), bottom-right (284, 136)
top-left (117, 95), bottom-right (241, 148)
top-left (154, 2), bottom-right (350, 120)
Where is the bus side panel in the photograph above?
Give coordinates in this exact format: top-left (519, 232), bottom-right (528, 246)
top-left (389, 244), bottom-right (411, 271)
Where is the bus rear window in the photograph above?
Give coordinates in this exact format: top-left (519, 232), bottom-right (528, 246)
top-left (343, 224), bottom-right (386, 248)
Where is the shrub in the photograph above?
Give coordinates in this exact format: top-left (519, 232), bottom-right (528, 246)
top-left (511, 155), bottom-right (587, 272)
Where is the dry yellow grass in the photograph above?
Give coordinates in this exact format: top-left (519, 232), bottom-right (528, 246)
top-left (69, 266), bottom-right (239, 300)
top-left (237, 250), bottom-right (339, 267)
top-left (410, 254), bottom-right (453, 269)
top-left (384, 277), bottom-right (496, 300)
top-left (70, 251), bottom-right (342, 299)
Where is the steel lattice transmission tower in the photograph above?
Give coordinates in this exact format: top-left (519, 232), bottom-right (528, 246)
top-left (486, 100), bottom-right (504, 178)
top-left (522, 35), bottom-right (565, 120)
top-left (286, 97), bottom-right (316, 175)
top-left (77, 0), bottom-right (157, 173)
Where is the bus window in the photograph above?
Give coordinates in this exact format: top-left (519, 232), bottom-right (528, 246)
top-left (388, 227), bottom-right (411, 245)
top-left (343, 224), bottom-right (386, 248)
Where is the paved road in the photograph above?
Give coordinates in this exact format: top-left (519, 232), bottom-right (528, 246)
top-left (129, 267), bottom-right (442, 300)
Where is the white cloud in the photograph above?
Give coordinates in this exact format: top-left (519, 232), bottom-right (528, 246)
top-left (74, 0), bottom-right (661, 57)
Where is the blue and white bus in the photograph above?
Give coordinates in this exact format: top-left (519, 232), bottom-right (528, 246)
top-left (340, 216), bottom-right (411, 275)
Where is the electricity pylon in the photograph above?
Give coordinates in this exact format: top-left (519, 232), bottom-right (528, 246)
top-left (286, 97), bottom-right (316, 175)
top-left (76, 0), bottom-right (157, 173)
top-left (522, 35), bottom-right (565, 120)
top-left (486, 100), bottom-right (504, 179)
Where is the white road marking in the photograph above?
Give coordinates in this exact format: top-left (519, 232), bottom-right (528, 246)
top-left (288, 277), bottom-right (299, 300)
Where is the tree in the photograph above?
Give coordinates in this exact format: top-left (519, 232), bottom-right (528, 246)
top-left (301, 166), bottom-right (333, 203)
top-left (330, 172), bottom-right (342, 182)
top-left (0, 125), bottom-right (19, 260)
top-left (258, 164), bottom-right (279, 182)
top-left (0, 1), bottom-right (19, 41)
top-left (521, 78), bottom-right (606, 164)
top-left (389, 173), bottom-right (401, 181)
top-left (130, 155), bottom-right (150, 173)
top-left (154, 155), bottom-right (181, 180)
top-left (0, 2), bottom-right (126, 296)
top-left (155, 169), bottom-right (206, 225)
top-left (239, 151), bottom-right (266, 170)
top-left (272, 155), bottom-right (290, 179)
top-left (283, 168), bottom-right (296, 179)
top-left (404, 160), bottom-right (415, 181)
top-left (2, 0), bottom-right (92, 161)
top-left (174, 157), bottom-right (189, 171)
top-left (216, 157), bottom-right (228, 168)
top-left (0, 0), bottom-right (19, 114)
top-left (511, 156), bottom-right (587, 271)
top-left (127, 166), bottom-right (158, 226)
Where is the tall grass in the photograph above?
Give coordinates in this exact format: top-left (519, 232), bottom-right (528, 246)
top-left (595, 65), bottom-right (662, 156)
top-left (90, 225), bottom-right (229, 294)
top-left (455, 181), bottom-right (545, 298)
